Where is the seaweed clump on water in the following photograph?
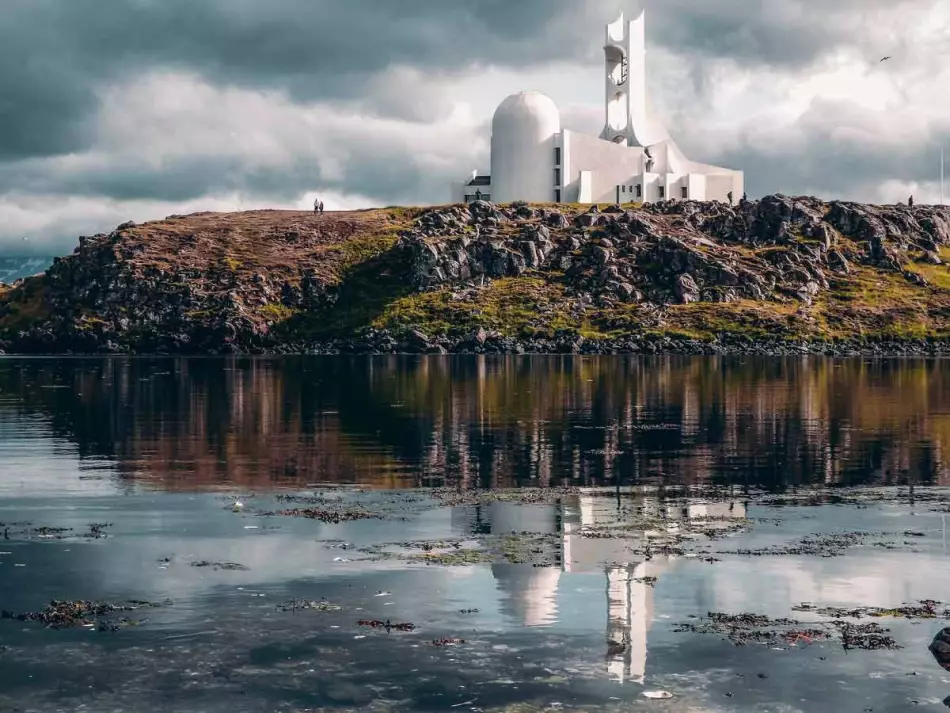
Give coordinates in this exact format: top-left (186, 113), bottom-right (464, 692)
top-left (358, 619), bottom-right (415, 632)
top-left (3, 523), bottom-right (114, 541)
top-left (1, 599), bottom-right (165, 630)
top-left (430, 486), bottom-right (579, 508)
top-left (676, 610), bottom-right (903, 651)
top-left (190, 561), bottom-right (250, 571)
top-left (829, 620), bottom-right (901, 651)
top-left (275, 508), bottom-right (380, 524)
top-left (673, 612), bottom-right (829, 647)
top-left (794, 600), bottom-right (950, 620)
top-left (721, 531), bottom-right (882, 558)
top-left (276, 599), bottom-right (342, 613)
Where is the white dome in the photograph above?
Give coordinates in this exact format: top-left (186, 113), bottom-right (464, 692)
top-left (492, 91), bottom-right (561, 134)
top-left (490, 92), bottom-right (561, 204)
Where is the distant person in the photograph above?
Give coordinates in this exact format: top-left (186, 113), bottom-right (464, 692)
top-left (314, 198), bottom-right (320, 214)
top-left (908, 195), bottom-right (914, 207)
top-left (319, 200), bottom-right (325, 214)
top-left (727, 190), bottom-right (734, 205)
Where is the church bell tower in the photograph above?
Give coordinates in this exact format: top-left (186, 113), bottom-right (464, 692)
top-left (599, 10), bottom-right (668, 148)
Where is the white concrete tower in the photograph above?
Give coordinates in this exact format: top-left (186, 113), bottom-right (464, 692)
top-left (600, 10), bottom-right (670, 148)
top-left (490, 91), bottom-right (561, 203)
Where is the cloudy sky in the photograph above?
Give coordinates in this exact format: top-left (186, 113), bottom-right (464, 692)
top-left (1, 0), bottom-right (948, 256)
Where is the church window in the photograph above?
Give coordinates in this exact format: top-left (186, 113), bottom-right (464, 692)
top-left (658, 186), bottom-right (665, 198)
top-left (681, 186), bottom-right (688, 199)
top-left (554, 168), bottom-right (561, 186)
top-left (635, 184), bottom-right (642, 198)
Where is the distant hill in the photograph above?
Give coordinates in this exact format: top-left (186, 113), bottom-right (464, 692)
top-left (1, 196), bottom-right (950, 355)
top-left (0, 256), bottom-right (54, 285)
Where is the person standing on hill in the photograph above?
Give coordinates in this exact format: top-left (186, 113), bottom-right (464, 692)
top-left (314, 197), bottom-right (320, 214)
top-left (319, 200), bottom-right (325, 214)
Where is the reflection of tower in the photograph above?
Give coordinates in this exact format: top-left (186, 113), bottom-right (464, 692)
top-left (564, 492), bottom-right (748, 684)
top-left (562, 494), bottom-right (661, 684)
top-left (452, 492), bottom-right (747, 683)
top-left (606, 561), bottom-right (658, 684)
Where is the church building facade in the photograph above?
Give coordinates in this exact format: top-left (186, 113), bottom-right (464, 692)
top-left (451, 10), bottom-right (743, 205)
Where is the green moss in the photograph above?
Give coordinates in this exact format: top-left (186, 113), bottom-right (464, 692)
top-left (222, 256), bottom-right (241, 271)
top-left (320, 232), bottom-right (401, 278)
top-left (0, 276), bottom-right (50, 335)
top-left (260, 303), bottom-right (296, 322)
top-left (659, 301), bottom-right (802, 340)
top-left (370, 276), bottom-right (606, 339)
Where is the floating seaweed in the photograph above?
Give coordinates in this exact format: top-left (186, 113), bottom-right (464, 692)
top-left (431, 637), bottom-right (465, 646)
top-left (275, 599), bottom-right (342, 613)
top-left (673, 612), bottom-right (831, 648)
top-left (675, 609), bottom-right (903, 651)
top-left (273, 508), bottom-right (380, 524)
top-left (190, 561), bottom-right (250, 571)
top-left (794, 600), bottom-right (950, 620)
top-left (829, 620), bottom-right (902, 651)
top-left (719, 531), bottom-right (887, 558)
top-left (1, 599), bottom-right (166, 630)
top-left (357, 619), bottom-right (415, 632)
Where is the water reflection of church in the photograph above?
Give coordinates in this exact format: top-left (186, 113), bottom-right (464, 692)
top-left (452, 491), bottom-right (746, 684)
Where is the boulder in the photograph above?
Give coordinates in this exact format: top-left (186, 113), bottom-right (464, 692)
top-left (674, 274), bottom-right (700, 304)
top-left (827, 250), bottom-right (851, 274)
top-left (591, 246), bottom-right (613, 266)
top-left (929, 628), bottom-right (950, 671)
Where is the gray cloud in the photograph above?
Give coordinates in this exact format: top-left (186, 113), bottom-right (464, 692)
top-left (4, 0), bottom-right (928, 160)
top-left (0, 0), bottom-right (948, 256)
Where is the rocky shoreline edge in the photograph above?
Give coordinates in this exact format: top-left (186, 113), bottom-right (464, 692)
top-left (5, 329), bottom-right (950, 357)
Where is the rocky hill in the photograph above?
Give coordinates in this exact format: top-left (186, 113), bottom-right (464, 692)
top-left (2, 195), bottom-right (950, 355)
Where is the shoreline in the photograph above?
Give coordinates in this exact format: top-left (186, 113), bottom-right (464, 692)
top-left (6, 332), bottom-right (950, 357)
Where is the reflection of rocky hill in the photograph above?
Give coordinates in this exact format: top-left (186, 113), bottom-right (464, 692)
top-left (1, 356), bottom-right (950, 489)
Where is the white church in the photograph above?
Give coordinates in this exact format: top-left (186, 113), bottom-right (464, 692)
top-left (451, 10), bottom-right (743, 206)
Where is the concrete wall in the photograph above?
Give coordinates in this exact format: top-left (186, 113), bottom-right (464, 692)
top-left (706, 173), bottom-right (741, 203)
top-left (564, 129), bottom-right (645, 203)
top-left (687, 173), bottom-right (707, 201)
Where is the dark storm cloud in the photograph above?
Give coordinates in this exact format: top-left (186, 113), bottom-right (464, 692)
top-left (645, 0), bottom-right (913, 66)
top-left (0, 0), bottom-right (613, 160)
top-left (2, 0), bottom-right (923, 160)
top-left (0, 0), bottom-right (946, 257)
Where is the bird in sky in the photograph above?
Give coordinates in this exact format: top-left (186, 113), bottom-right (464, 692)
top-left (880, 56), bottom-right (891, 62)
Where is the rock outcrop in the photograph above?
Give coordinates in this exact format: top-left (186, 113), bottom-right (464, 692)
top-left (1, 196), bottom-right (950, 355)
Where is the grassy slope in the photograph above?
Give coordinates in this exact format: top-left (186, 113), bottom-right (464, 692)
top-left (2, 203), bottom-right (950, 345)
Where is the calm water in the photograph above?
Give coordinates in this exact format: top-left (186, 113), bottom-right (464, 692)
top-left (1, 356), bottom-right (950, 712)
